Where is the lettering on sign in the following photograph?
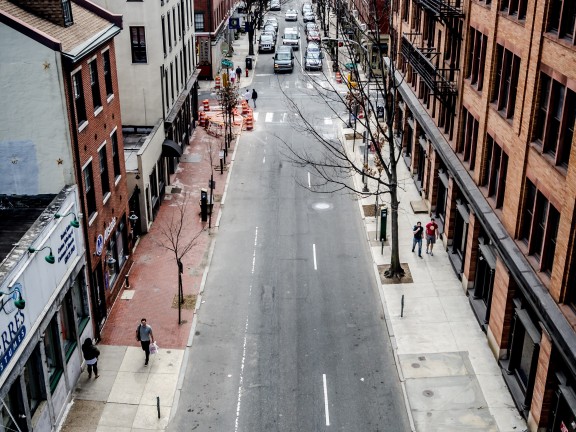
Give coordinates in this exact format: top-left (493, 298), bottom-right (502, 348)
top-left (0, 310), bottom-right (26, 377)
top-left (198, 37), bottom-right (210, 65)
top-left (57, 224), bottom-right (77, 264)
top-left (104, 217), bottom-right (117, 243)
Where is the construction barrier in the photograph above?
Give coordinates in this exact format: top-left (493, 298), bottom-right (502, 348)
top-left (241, 101), bottom-right (250, 115)
top-left (203, 99), bottom-right (210, 112)
top-left (335, 71), bottom-right (342, 84)
top-left (198, 112), bottom-right (205, 127)
top-left (215, 76), bottom-right (221, 90)
top-left (245, 114), bottom-right (254, 131)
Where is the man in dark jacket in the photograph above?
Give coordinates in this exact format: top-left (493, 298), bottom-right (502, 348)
top-left (251, 89), bottom-right (258, 108)
top-left (82, 338), bottom-right (100, 379)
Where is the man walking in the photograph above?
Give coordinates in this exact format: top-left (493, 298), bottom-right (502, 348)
top-left (412, 221), bottom-right (424, 258)
top-left (251, 89), bottom-right (258, 108)
top-left (425, 217), bottom-right (440, 256)
top-left (244, 88), bottom-right (251, 104)
top-left (236, 66), bottom-right (242, 85)
top-left (136, 318), bottom-right (155, 366)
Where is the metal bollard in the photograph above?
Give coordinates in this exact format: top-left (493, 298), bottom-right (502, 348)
top-left (401, 295), bottom-right (405, 318)
top-left (125, 273), bottom-right (130, 289)
top-left (157, 396), bottom-right (161, 418)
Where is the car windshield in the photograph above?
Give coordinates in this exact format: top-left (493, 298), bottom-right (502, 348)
top-left (261, 35), bottom-right (273, 42)
top-left (277, 52), bottom-right (291, 60)
top-left (264, 26), bottom-right (275, 32)
top-left (285, 33), bottom-right (297, 40)
top-left (306, 51), bottom-right (321, 59)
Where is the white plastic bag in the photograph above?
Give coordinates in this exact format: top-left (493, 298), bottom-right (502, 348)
top-left (150, 342), bottom-right (159, 355)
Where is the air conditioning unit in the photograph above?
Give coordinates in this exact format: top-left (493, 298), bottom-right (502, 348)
top-left (352, 9), bottom-right (358, 19)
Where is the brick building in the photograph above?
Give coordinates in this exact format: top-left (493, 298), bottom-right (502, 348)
top-left (0, 0), bottom-right (130, 340)
top-left (390, 0), bottom-right (576, 429)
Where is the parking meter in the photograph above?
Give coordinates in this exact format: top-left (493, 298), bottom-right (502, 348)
top-left (380, 205), bottom-right (388, 241)
top-left (200, 188), bottom-right (208, 222)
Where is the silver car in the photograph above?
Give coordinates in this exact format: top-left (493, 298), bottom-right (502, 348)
top-left (304, 49), bottom-right (323, 71)
top-left (285, 8), bottom-right (298, 21)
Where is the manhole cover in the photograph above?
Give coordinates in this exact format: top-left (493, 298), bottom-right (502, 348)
top-left (411, 363), bottom-right (421, 368)
top-left (423, 390), bottom-right (434, 397)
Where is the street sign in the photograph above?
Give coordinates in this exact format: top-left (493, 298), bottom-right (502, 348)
top-left (221, 59), bottom-right (233, 68)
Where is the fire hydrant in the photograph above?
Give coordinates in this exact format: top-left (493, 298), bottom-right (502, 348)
top-left (246, 69), bottom-right (249, 77)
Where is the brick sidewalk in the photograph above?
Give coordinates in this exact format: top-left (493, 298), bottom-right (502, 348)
top-left (100, 105), bottom-right (245, 350)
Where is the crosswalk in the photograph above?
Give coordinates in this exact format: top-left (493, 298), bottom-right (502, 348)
top-left (252, 112), bottom-right (337, 124)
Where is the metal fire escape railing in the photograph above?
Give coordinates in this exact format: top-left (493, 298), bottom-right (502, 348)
top-left (401, 33), bottom-right (457, 105)
top-left (413, 0), bottom-right (464, 21)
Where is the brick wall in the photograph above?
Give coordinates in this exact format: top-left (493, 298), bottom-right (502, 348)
top-left (488, 257), bottom-right (516, 353)
top-left (463, 211), bottom-right (481, 289)
top-left (528, 330), bottom-right (554, 431)
top-left (443, 177), bottom-right (458, 241)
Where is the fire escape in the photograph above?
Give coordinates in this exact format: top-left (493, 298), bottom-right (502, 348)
top-left (400, 0), bottom-right (463, 113)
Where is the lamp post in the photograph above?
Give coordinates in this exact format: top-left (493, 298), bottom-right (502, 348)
top-left (0, 284), bottom-right (26, 313)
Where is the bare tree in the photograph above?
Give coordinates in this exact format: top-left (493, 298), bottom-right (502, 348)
top-left (281, 0), bottom-right (407, 278)
top-left (156, 193), bottom-right (205, 324)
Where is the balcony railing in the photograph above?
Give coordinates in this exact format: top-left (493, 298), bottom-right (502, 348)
top-left (401, 33), bottom-right (458, 105)
top-left (413, 0), bottom-right (464, 19)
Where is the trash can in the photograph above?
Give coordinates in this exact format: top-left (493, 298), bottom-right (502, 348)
top-left (245, 57), bottom-right (253, 70)
top-left (377, 105), bottom-right (384, 119)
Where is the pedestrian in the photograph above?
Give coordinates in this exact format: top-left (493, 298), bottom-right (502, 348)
top-left (136, 318), bottom-right (155, 366)
top-left (229, 67), bottom-right (236, 86)
top-left (82, 338), bottom-right (100, 379)
top-left (244, 88), bottom-right (251, 104)
top-left (412, 221), bottom-right (424, 258)
top-left (251, 89), bottom-right (258, 108)
top-left (425, 217), bottom-right (440, 256)
top-left (236, 66), bottom-right (242, 84)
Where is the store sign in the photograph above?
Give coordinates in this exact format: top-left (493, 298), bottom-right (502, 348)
top-left (0, 309), bottom-right (26, 377)
top-left (104, 217), bottom-right (117, 243)
top-left (96, 234), bottom-right (104, 256)
top-left (198, 37), bottom-right (210, 65)
top-left (57, 224), bottom-right (77, 264)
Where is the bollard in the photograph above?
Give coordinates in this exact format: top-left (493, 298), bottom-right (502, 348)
top-left (125, 273), bottom-right (130, 289)
top-left (157, 396), bottom-right (160, 419)
top-left (401, 294), bottom-right (405, 318)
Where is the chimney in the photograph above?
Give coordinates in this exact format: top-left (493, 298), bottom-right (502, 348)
top-left (10, 0), bottom-right (73, 27)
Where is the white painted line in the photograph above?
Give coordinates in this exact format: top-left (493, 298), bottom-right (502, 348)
top-left (234, 316), bottom-right (250, 432)
top-left (282, 113), bottom-right (288, 122)
top-left (253, 112), bottom-right (259, 121)
top-left (263, 156), bottom-right (266, 164)
top-left (324, 118), bottom-right (333, 125)
top-left (308, 172), bottom-right (311, 188)
top-left (323, 374), bottom-right (330, 426)
top-left (313, 243), bottom-right (317, 270)
top-left (265, 112), bottom-right (274, 122)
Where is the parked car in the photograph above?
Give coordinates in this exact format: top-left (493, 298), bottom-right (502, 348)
top-left (270, 0), bottom-right (281, 10)
top-left (274, 46), bottom-right (294, 73)
top-left (263, 25), bottom-right (277, 41)
top-left (258, 33), bottom-right (275, 52)
top-left (306, 42), bottom-right (322, 55)
top-left (264, 17), bottom-right (278, 31)
top-left (302, 3), bottom-right (313, 14)
top-left (285, 8), bottom-right (298, 21)
top-left (307, 29), bottom-right (321, 43)
top-left (305, 22), bottom-right (319, 34)
top-left (282, 28), bottom-right (300, 50)
top-left (304, 49), bottom-right (323, 71)
top-left (303, 12), bottom-right (315, 22)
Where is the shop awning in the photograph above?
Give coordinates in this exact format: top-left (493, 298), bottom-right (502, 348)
top-left (162, 139), bottom-right (183, 157)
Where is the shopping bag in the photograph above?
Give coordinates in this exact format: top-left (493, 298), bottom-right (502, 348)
top-left (150, 342), bottom-right (159, 355)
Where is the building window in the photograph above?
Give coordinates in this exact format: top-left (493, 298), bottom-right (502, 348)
top-left (89, 61), bottom-right (102, 111)
top-left (102, 51), bottom-right (114, 97)
top-left (161, 15), bottom-right (167, 57)
top-left (59, 291), bottom-right (77, 360)
top-left (24, 346), bottom-right (46, 417)
top-left (62, 0), bottom-right (73, 25)
top-left (195, 12), bottom-right (204, 31)
top-left (83, 162), bottom-right (97, 218)
top-left (99, 146), bottom-right (110, 198)
top-left (520, 180), bottom-right (560, 274)
top-left (491, 44), bottom-right (520, 119)
top-left (71, 273), bottom-right (90, 332)
top-left (458, 107), bottom-right (479, 170)
top-left (167, 12), bottom-right (173, 50)
top-left (164, 69), bottom-right (170, 110)
top-left (482, 135), bottom-right (508, 208)
top-left (465, 27), bottom-right (487, 91)
top-left (175, 57), bottom-right (179, 94)
top-left (547, 0), bottom-right (576, 43)
top-left (111, 130), bottom-right (121, 179)
top-left (500, 0), bottom-right (527, 20)
top-left (173, 8), bottom-right (177, 44)
top-left (1, 381), bottom-right (26, 431)
top-left (72, 73), bottom-right (87, 126)
top-left (177, 3), bottom-right (182, 38)
top-left (130, 26), bottom-right (147, 63)
top-left (534, 72), bottom-right (576, 168)
top-left (170, 63), bottom-right (175, 103)
top-left (43, 316), bottom-right (64, 392)
top-left (402, 0), bottom-right (409, 21)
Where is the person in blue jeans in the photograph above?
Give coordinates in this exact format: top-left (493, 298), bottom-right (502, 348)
top-left (412, 221), bottom-right (424, 258)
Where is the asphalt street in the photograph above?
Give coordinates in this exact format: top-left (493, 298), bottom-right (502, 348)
top-left (167, 4), bottom-right (411, 431)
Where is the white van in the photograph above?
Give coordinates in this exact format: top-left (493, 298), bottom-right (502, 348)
top-left (282, 28), bottom-right (300, 51)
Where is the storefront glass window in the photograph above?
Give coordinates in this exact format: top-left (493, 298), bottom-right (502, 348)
top-left (1, 381), bottom-right (27, 431)
top-left (71, 272), bottom-right (90, 332)
top-left (115, 219), bottom-right (127, 269)
top-left (43, 316), bottom-right (63, 392)
top-left (60, 291), bottom-right (77, 360)
top-left (24, 345), bottom-right (46, 417)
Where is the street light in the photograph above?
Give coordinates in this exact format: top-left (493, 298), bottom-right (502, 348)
top-left (27, 246), bottom-right (55, 264)
top-left (0, 284), bottom-right (26, 312)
